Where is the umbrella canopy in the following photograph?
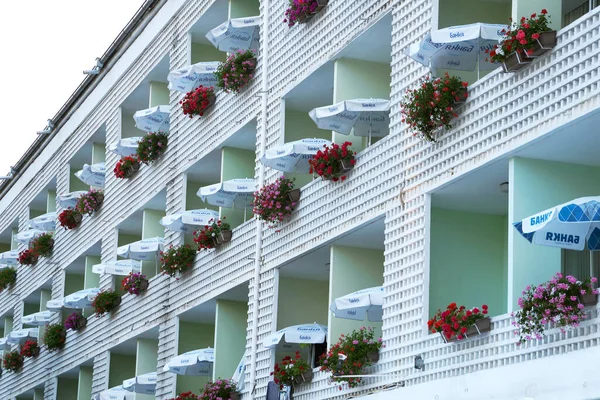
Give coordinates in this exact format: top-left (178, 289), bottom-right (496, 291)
top-left (95, 386), bottom-right (134, 400)
top-left (197, 179), bottom-right (255, 210)
top-left (0, 250), bottom-right (19, 266)
top-left (108, 137), bottom-right (142, 157)
top-left (167, 62), bottom-right (220, 93)
top-left (163, 348), bottom-right (215, 376)
top-left (514, 196), bottom-right (600, 251)
top-left (29, 212), bottom-right (57, 231)
top-left (46, 298), bottom-right (64, 313)
top-left (22, 310), bottom-right (53, 326)
top-left (117, 237), bottom-right (165, 261)
top-left (122, 372), bottom-right (157, 395)
top-left (405, 23), bottom-right (507, 73)
top-left (0, 337), bottom-right (10, 350)
top-left (232, 354), bottom-right (246, 391)
top-left (260, 138), bottom-right (332, 173)
top-left (309, 99), bottom-right (391, 138)
top-left (206, 16), bottom-right (260, 53)
top-left (92, 259), bottom-right (142, 276)
top-left (133, 105), bottom-right (170, 133)
top-left (7, 328), bottom-right (38, 345)
top-left (57, 191), bottom-right (89, 209)
top-left (160, 209), bottom-right (221, 233)
top-left (330, 286), bottom-right (384, 322)
top-left (262, 323), bottom-right (327, 349)
top-left (63, 288), bottom-right (101, 309)
top-left (75, 162), bottom-right (106, 187)
top-left (15, 229), bottom-right (48, 244)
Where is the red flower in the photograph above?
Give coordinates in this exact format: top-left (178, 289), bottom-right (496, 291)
top-left (541, 8), bottom-right (547, 14)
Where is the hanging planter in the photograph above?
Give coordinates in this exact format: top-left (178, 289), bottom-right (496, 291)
top-left (136, 131), bottom-right (169, 165)
top-left (114, 156), bottom-right (141, 179)
top-left (428, 302), bottom-right (490, 343)
top-left (20, 340), bottom-right (40, 358)
top-left (2, 351), bottom-right (23, 372)
top-left (284, 0), bottom-right (328, 27)
top-left (75, 189), bottom-right (104, 215)
top-left (31, 232), bottom-right (54, 258)
top-left (159, 244), bottom-right (196, 277)
top-left (18, 249), bottom-right (39, 266)
top-left (58, 208), bottom-right (83, 230)
top-left (501, 51), bottom-right (532, 72)
top-left (91, 290), bottom-right (122, 317)
top-left (121, 272), bottom-right (150, 295)
top-left (181, 85), bottom-right (217, 118)
top-left (194, 218), bottom-right (232, 250)
top-left (64, 312), bottom-right (88, 332)
top-left (43, 323), bottom-right (67, 352)
top-left (253, 177), bottom-right (300, 228)
top-left (200, 379), bottom-right (238, 400)
top-left (309, 141), bottom-right (356, 182)
top-left (217, 229), bottom-right (233, 245)
top-left (215, 50), bottom-right (257, 93)
top-left (272, 351), bottom-right (313, 393)
top-left (0, 267), bottom-right (17, 292)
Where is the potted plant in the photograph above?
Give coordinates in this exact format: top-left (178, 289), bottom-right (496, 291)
top-left (253, 176), bottom-right (300, 228)
top-left (122, 272), bottom-right (149, 295)
top-left (284, 0), bottom-right (328, 27)
top-left (31, 232), bottom-right (54, 257)
top-left (194, 218), bottom-right (232, 250)
top-left (114, 156), bottom-right (141, 179)
top-left (64, 312), bottom-right (88, 332)
top-left (319, 326), bottom-right (383, 389)
top-left (181, 86), bottom-right (216, 118)
top-left (160, 244), bottom-right (196, 278)
top-left (20, 339), bottom-right (40, 358)
top-left (43, 323), bottom-right (66, 352)
top-left (401, 72), bottom-right (469, 143)
top-left (200, 378), bottom-right (238, 400)
top-left (3, 351), bottom-right (24, 372)
top-left (309, 141), bottom-right (356, 182)
top-left (487, 9), bottom-right (556, 72)
top-left (137, 131), bottom-right (168, 164)
top-left (215, 50), bottom-right (257, 93)
top-left (18, 248), bottom-right (39, 266)
top-left (0, 267), bottom-right (17, 292)
top-left (92, 290), bottom-right (122, 317)
top-left (513, 273), bottom-right (598, 345)
top-left (168, 392), bottom-right (200, 400)
top-left (428, 302), bottom-right (490, 343)
top-left (58, 208), bottom-right (83, 230)
top-left (75, 189), bottom-right (104, 215)
top-left (271, 351), bottom-right (313, 396)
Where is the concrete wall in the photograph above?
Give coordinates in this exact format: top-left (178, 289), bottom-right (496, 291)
top-left (56, 377), bottom-right (79, 400)
top-left (77, 366), bottom-right (93, 400)
top-left (149, 81), bottom-right (170, 108)
top-left (191, 43), bottom-right (226, 64)
top-left (177, 320), bottom-right (215, 394)
top-left (136, 338), bottom-right (159, 400)
top-left (220, 147), bottom-right (255, 227)
top-left (513, 0), bottom-right (562, 30)
top-left (229, 0), bottom-right (260, 18)
top-left (108, 353), bottom-right (136, 389)
top-left (142, 208), bottom-right (166, 278)
top-left (70, 167), bottom-right (90, 192)
top-left (213, 300), bottom-right (247, 380)
top-left (121, 108), bottom-right (139, 139)
top-left (64, 273), bottom-right (85, 296)
top-left (47, 190), bottom-right (56, 213)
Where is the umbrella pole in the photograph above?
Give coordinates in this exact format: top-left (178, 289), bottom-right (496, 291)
top-left (477, 45), bottom-right (481, 81)
top-left (244, 207), bottom-right (247, 222)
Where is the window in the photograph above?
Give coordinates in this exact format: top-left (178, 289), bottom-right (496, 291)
top-left (562, 248), bottom-right (600, 280)
top-left (563, 0), bottom-right (599, 26)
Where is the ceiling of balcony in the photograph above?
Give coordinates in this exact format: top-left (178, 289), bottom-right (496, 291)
top-left (118, 190), bottom-right (167, 236)
top-left (23, 278), bottom-right (53, 305)
top-left (109, 326), bottom-right (160, 355)
top-left (179, 283), bottom-right (249, 323)
top-left (189, 0), bottom-right (230, 46)
top-left (120, 55), bottom-right (170, 113)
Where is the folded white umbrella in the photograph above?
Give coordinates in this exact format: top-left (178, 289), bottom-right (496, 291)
top-left (75, 162), bottom-right (106, 188)
top-left (330, 286), bottom-right (384, 322)
top-left (160, 209), bottom-right (221, 233)
top-left (0, 337), bottom-right (10, 350)
top-left (206, 16), bottom-right (261, 53)
top-left (7, 328), bottom-right (38, 345)
top-left (262, 323), bottom-right (327, 349)
top-left (96, 386), bottom-right (134, 400)
top-left (133, 105), bottom-right (170, 133)
top-left (29, 212), bottom-right (57, 231)
top-left (46, 298), bottom-right (64, 313)
top-left (117, 237), bottom-right (165, 261)
top-left (22, 310), bottom-right (54, 326)
top-left (232, 353), bottom-right (246, 391)
top-left (122, 372), bottom-right (157, 394)
top-left (63, 288), bottom-right (101, 309)
top-left (92, 259), bottom-right (142, 276)
top-left (309, 99), bottom-right (391, 143)
top-left (163, 348), bottom-right (215, 376)
top-left (108, 137), bottom-right (142, 157)
top-left (197, 178), bottom-right (255, 210)
top-left (260, 138), bottom-right (332, 173)
top-left (0, 250), bottom-right (19, 266)
top-left (15, 229), bottom-right (48, 244)
top-left (167, 61), bottom-right (220, 93)
top-left (57, 191), bottom-right (88, 209)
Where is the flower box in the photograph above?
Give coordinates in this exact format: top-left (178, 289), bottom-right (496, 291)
top-left (293, 369), bottom-right (314, 385)
top-left (288, 188), bottom-right (301, 204)
top-left (139, 278), bottom-right (149, 291)
top-left (526, 30), bottom-right (557, 58)
top-left (75, 316), bottom-right (88, 331)
top-left (293, 0), bottom-right (328, 25)
top-left (501, 51), bottom-right (532, 72)
top-left (367, 351), bottom-right (380, 363)
top-left (126, 161), bottom-right (140, 177)
top-left (441, 317), bottom-right (491, 343)
top-left (579, 293), bottom-right (598, 306)
top-left (230, 393), bottom-right (240, 400)
top-left (217, 230), bottom-right (233, 245)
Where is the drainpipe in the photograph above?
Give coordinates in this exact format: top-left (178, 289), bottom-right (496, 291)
top-left (248, 0), bottom-right (270, 397)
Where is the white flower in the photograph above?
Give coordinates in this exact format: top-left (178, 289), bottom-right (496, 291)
top-left (496, 47), bottom-right (504, 56)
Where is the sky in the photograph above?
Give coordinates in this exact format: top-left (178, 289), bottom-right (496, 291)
top-left (0, 1), bottom-right (146, 176)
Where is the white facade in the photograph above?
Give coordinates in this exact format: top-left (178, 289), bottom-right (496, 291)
top-left (1, 0), bottom-right (600, 399)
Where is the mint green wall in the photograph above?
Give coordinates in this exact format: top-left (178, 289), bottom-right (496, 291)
top-left (187, 180), bottom-right (219, 212)
top-left (118, 233), bottom-right (143, 247)
top-left (333, 58), bottom-right (391, 152)
top-left (229, 0), bottom-right (260, 18)
top-left (136, 338), bottom-right (159, 400)
top-left (214, 300), bottom-right (247, 380)
top-left (121, 108), bottom-right (139, 139)
top-left (24, 302), bottom-right (38, 316)
top-left (77, 366), bottom-right (93, 400)
top-left (329, 246), bottom-right (384, 345)
top-left (85, 256), bottom-right (101, 290)
top-left (221, 147), bottom-right (255, 227)
top-left (509, 158), bottom-right (600, 309)
top-left (47, 190), bottom-right (56, 213)
top-left (40, 289), bottom-right (51, 311)
top-left (0, 242), bottom-right (9, 253)
top-left (142, 209), bottom-right (165, 279)
top-left (10, 227), bottom-right (19, 250)
top-left (191, 44), bottom-right (226, 64)
top-left (177, 321), bottom-right (215, 394)
top-left (64, 273), bottom-right (84, 296)
top-left (3, 317), bottom-right (13, 336)
top-left (430, 208), bottom-right (507, 318)
top-left (109, 353), bottom-right (137, 388)
top-left (514, 0), bottom-right (561, 30)
top-left (34, 388), bottom-right (44, 400)
top-left (57, 377), bottom-right (79, 400)
top-left (149, 81), bottom-right (170, 108)
top-left (284, 110), bottom-right (330, 188)
top-left (92, 143), bottom-right (106, 164)
top-left (70, 168), bottom-right (90, 192)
